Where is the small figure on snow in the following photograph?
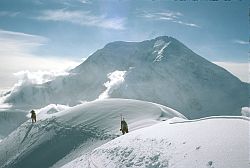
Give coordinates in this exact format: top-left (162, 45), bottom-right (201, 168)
top-left (30, 110), bottom-right (36, 123)
top-left (120, 115), bottom-right (128, 135)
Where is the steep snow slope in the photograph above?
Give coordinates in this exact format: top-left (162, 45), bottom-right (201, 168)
top-left (4, 36), bottom-right (248, 118)
top-left (87, 116), bottom-right (249, 168)
top-left (0, 109), bottom-right (28, 140)
top-left (0, 99), bottom-right (185, 168)
top-left (0, 104), bottom-right (69, 141)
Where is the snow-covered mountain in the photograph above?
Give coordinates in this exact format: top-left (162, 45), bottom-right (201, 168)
top-left (4, 36), bottom-right (248, 119)
top-left (0, 99), bottom-right (185, 168)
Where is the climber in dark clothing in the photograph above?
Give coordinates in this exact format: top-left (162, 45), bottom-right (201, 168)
top-left (120, 118), bottom-right (128, 135)
top-left (30, 110), bottom-right (36, 123)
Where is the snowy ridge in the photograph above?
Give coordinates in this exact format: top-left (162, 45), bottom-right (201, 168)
top-left (33, 103), bottom-right (71, 119)
top-left (88, 116), bottom-right (249, 168)
top-left (0, 99), bottom-right (185, 168)
top-left (169, 115), bottom-right (250, 124)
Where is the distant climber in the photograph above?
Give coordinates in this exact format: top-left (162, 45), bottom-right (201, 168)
top-left (120, 115), bottom-right (128, 135)
top-left (30, 110), bottom-right (36, 123)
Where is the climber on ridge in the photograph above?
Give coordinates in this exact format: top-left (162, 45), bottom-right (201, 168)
top-left (120, 114), bottom-right (128, 135)
top-left (30, 110), bottom-right (36, 123)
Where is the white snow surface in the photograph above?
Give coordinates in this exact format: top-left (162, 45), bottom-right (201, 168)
top-left (88, 116), bottom-right (250, 168)
top-left (0, 99), bottom-right (185, 168)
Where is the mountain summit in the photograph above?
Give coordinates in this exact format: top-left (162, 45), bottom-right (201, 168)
top-left (5, 36), bottom-right (248, 119)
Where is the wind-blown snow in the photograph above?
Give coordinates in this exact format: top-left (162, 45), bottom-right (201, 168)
top-left (0, 99), bottom-right (185, 168)
top-left (98, 70), bottom-right (127, 99)
top-left (89, 116), bottom-right (249, 168)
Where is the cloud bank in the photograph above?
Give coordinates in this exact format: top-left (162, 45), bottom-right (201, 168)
top-left (0, 29), bottom-right (79, 90)
top-left (14, 70), bottom-right (69, 86)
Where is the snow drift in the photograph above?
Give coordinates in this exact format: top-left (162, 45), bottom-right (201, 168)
top-left (87, 116), bottom-right (249, 168)
top-left (4, 36), bottom-right (248, 119)
top-left (0, 99), bottom-right (185, 168)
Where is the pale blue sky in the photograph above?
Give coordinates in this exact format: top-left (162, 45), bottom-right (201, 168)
top-left (0, 0), bottom-right (249, 89)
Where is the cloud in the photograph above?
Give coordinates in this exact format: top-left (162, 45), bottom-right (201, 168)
top-left (233, 39), bottom-right (248, 45)
top-left (0, 29), bottom-right (48, 55)
top-left (35, 9), bottom-right (126, 30)
top-left (0, 29), bottom-right (80, 90)
top-left (172, 20), bottom-right (200, 28)
top-left (0, 11), bottom-right (19, 17)
top-left (14, 70), bottom-right (69, 86)
top-left (142, 11), bottom-right (182, 20)
top-left (139, 10), bottom-right (200, 28)
top-left (78, 0), bottom-right (92, 4)
top-left (10, 70), bottom-right (70, 96)
top-left (213, 61), bottom-right (249, 83)
top-left (98, 70), bottom-right (127, 100)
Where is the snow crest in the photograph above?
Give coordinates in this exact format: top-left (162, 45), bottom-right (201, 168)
top-left (32, 104), bottom-right (71, 120)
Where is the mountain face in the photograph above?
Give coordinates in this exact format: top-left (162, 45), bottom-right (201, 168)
top-left (4, 36), bottom-right (248, 119)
